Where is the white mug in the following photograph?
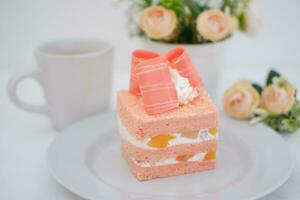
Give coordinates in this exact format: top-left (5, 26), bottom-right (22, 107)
top-left (7, 38), bottom-right (114, 130)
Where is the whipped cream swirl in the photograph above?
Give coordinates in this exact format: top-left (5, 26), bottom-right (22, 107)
top-left (169, 67), bottom-right (198, 105)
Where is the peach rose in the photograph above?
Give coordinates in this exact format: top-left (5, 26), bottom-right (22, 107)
top-left (261, 79), bottom-right (295, 114)
top-left (139, 6), bottom-right (177, 40)
top-left (223, 80), bottom-right (260, 119)
top-left (196, 9), bottom-right (229, 41)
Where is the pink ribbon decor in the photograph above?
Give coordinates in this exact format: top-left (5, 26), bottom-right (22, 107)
top-left (129, 47), bottom-right (203, 115)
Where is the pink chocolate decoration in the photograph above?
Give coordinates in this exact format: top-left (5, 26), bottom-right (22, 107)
top-left (130, 50), bottom-right (160, 95)
top-left (136, 56), bottom-right (179, 115)
top-left (165, 47), bottom-right (203, 89)
top-left (130, 47), bottom-right (203, 115)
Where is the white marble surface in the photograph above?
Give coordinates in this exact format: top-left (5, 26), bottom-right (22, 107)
top-left (0, 0), bottom-right (300, 199)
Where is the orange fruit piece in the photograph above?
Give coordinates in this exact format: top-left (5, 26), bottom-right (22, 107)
top-left (176, 154), bottom-right (194, 162)
top-left (208, 128), bottom-right (218, 135)
top-left (204, 151), bottom-right (216, 161)
top-left (181, 130), bottom-right (199, 139)
top-left (147, 134), bottom-right (176, 148)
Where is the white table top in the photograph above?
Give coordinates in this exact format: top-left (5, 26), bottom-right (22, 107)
top-left (1, 0), bottom-right (300, 199)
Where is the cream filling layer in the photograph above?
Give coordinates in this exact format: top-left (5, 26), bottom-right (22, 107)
top-left (169, 67), bottom-right (199, 105)
top-left (117, 117), bottom-right (218, 150)
top-left (133, 152), bottom-right (206, 168)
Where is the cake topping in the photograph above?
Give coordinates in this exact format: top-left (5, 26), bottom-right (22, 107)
top-left (129, 47), bottom-right (203, 115)
top-left (169, 67), bottom-right (199, 105)
top-left (130, 50), bottom-right (160, 95)
top-left (136, 56), bottom-right (179, 114)
top-left (165, 47), bottom-right (203, 89)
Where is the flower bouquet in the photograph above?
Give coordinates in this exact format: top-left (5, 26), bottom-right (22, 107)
top-left (122, 0), bottom-right (262, 43)
top-left (223, 70), bottom-right (300, 133)
top-left (120, 0), bottom-right (262, 98)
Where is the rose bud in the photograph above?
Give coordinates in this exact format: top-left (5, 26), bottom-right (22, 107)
top-left (223, 80), bottom-right (260, 119)
top-left (196, 9), bottom-right (229, 42)
top-left (139, 6), bottom-right (177, 40)
top-left (261, 78), bottom-right (295, 115)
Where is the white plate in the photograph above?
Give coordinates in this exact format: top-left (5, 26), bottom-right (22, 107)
top-left (47, 112), bottom-right (293, 200)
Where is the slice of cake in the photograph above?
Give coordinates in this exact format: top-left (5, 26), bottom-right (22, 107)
top-left (117, 47), bottom-right (219, 181)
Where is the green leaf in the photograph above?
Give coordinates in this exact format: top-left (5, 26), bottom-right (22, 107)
top-left (145, 0), bottom-right (152, 6)
top-left (264, 115), bottom-right (281, 131)
top-left (266, 69), bottom-right (281, 86)
top-left (291, 100), bottom-right (300, 117)
top-left (221, 0), bottom-right (251, 16)
top-left (281, 118), bottom-right (300, 133)
top-left (144, 0), bottom-right (152, 7)
top-left (250, 115), bottom-right (267, 124)
top-left (182, 0), bottom-right (198, 17)
top-left (263, 112), bottom-right (300, 133)
top-left (238, 12), bottom-right (247, 32)
top-left (252, 83), bottom-right (263, 94)
top-left (158, 0), bottom-right (183, 15)
top-left (263, 114), bottom-right (288, 132)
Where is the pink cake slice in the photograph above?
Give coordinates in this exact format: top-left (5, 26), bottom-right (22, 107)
top-left (124, 150), bottom-right (216, 181)
top-left (122, 139), bottom-right (217, 163)
top-left (117, 90), bottom-right (219, 181)
top-left (117, 90), bottom-right (218, 140)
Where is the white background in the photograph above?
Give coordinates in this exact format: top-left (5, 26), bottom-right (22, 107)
top-left (0, 0), bottom-right (300, 199)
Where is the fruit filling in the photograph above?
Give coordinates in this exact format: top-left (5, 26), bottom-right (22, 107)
top-left (208, 128), bottom-right (218, 135)
top-left (147, 134), bottom-right (176, 148)
top-left (175, 154), bottom-right (195, 162)
top-left (204, 151), bottom-right (216, 161)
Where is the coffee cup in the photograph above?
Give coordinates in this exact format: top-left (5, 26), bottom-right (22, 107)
top-left (7, 38), bottom-right (114, 130)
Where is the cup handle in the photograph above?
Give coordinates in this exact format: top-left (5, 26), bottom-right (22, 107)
top-left (7, 71), bottom-right (49, 115)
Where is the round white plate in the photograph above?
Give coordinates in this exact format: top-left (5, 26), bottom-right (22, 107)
top-left (47, 112), bottom-right (293, 200)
